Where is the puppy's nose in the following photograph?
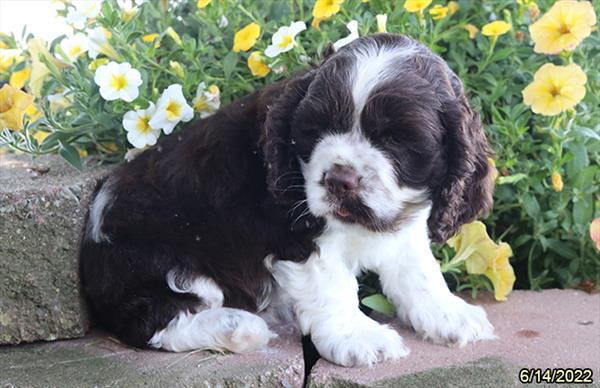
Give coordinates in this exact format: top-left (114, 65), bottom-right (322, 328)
top-left (325, 164), bottom-right (360, 196)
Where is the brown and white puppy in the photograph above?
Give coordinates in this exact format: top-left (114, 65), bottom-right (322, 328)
top-left (79, 34), bottom-right (495, 367)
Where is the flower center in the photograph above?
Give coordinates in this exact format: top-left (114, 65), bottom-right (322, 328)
top-left (166, 100), bottom-right (181, 120)
top-left (549, 85), bottom-right (562, 98)
top-left (70, 45), bottom-right (81, 57)
top-left (278, 34), bottom-right (293, 49)
top-left (137, 116), bottom-right (151, 133)
top-left (559, 23), bottom-right (571, 35)
top-left (110, 74), bottom-right (127, 91)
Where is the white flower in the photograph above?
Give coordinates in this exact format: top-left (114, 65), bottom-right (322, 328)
top-left (218, 15), bottom-right (229, 28)
top-left (94, 61), bottom-right (142, 102)
top-left (264, 21), bottom-right (307, 58)
top-left (149, 84), bottom-right (194, 134)
top-left (376, 14), bottom-right (387, 33)
top-left (87, 27), bottom-right (110, 59)
top-left (60, 34), bottom-right (88, 62)
top-left (192, 82), bottom-right (220, 118)
top-left (123, 102), bottom-right (161, 149)
top-left (65, 0), bottom-right (101, 28)
top-left (333, 20), bottom-right (359, 50)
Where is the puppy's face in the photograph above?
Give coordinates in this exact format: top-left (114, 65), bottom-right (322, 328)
top-left (264, 34), bottom-right (493, 242)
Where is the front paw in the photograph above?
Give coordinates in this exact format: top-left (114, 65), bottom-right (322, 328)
top-left (407, 298), bottom-right (496, 346)
top-left (313, 319), bottom-right (409, 367)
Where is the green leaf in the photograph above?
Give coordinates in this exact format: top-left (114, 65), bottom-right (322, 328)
top-left (223, 51), bottom-right (238, 80)
top-left (573, 194), bottom-right (593, 226)
top-left (361, 294), bottom-right (395, 317)
top-left (497, 173), bottom-right (527, 185)
top-left (522, 193), bottom-right (541, 220)
top-left (546, 239), bottom-right (579, 260)
top-left (58, 141), bottom-right (82, 171)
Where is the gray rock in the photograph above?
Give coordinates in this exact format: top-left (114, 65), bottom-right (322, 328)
top-left (0, 153), bottom-right (111, 345)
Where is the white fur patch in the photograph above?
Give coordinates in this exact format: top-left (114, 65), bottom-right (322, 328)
top-left (303, 131), bottom-right (425, 223)
top-left (148, 308), bottom-right (276, 353)
top-left (166, 270), bottom-right (224, 308)
top-left (87, 180), bottom-right (113, 243)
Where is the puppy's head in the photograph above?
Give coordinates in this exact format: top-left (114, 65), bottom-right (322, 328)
top-left (263, 34), bottom-right (493, 242)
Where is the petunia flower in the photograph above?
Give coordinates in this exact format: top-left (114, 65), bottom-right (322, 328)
top-left (233, 23), bottom-right (261, 52)
top-left (529, 1), bottom-right (596, 55)
top-left (333, 20), bottom-right (359, 51)
top-left (312, 0), bottom-right (344, 19)
top-left (117, 0), bottom-right (139, 22)
top-left (197, 0), bottom-right (212, 8)
top-left (403, 0), bottom-right (432, 14)
top-left (376, 14), bottom-right (387, 33)
top-left (247, 51), bottom-right (270, 77)
top-left (88, 27), bottom-right (119, 60)
top-left (47, 88), bottom-right (72, 113)
top-left (27, 39), bottom-right (70, 98)
top-left (192, 82), bottom-right (220, 118)
top-left (0, 84), bottom-right (34, 130)
top-left (65, 0), bottom-right (101, 28)
top-left (429, 4), bottom-right (449, 20)
top-left (590, 218), bottom-right (600, 251)
top-left (170, 61), bottom-right (185, 79)
top-left (551, 172), bottom-right (564, 192)
top-left (0, 48), bottom-right (23, 73)
top-left (61, 34), bottom-right (89, 62)
top-left (166, 27), bottom-right (183, 46)
top-left (9, 67), bottom-right (31, 89)
top-left (481, 20), bottom-right (511, 37)
top-left (522, 63), bottom-right (587, 116)
top-left (447, 221), bottom-right (515, 301)
top-left (123, 102), bottom-right (161, 149)
top-left (142, 33), bottom-right (161, 48)
top-left (264, 21), bottom-right (306, 58)
top-left (94, 61), bottom-right (142, 102)
top-left (447, 1), bottom-right (459, 15)
top-left (464, 23), bottom-right (479, 39)
top-left (149, 84), bottom-right (194, 134)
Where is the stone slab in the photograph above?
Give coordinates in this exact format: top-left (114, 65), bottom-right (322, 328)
top-left (308, 289), bottom-right (600, 387)
top-left (0, 325), bottom-right (304, 388)
top-left (0, 153), bottom-right (111, 345)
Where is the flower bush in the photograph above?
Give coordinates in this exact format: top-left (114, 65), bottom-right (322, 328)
top-left (0, 0), bottom-right (598, 302)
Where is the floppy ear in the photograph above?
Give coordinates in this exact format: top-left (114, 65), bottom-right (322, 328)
top-left (428, 75), bottom-right (494, 243)
top-left (262, 70), bottom-right (316, 204)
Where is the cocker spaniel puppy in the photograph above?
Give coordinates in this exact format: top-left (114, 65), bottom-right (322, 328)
top-left (79, 34), bottom-right (495, 367)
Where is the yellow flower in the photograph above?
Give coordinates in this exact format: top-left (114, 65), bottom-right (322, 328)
top-left (197, 0), bottom-right (212, 8)
top-left (522, 63), bottom-right (587, 116)
top-left (447, 221), bottom-right (515, 301)
top-left (481, 20), bottom-right (511, 37)
top-left (166, 27), bottom-right (183, 46)
top-left (25, 103), bottom-right (42, 122)
top-left (529, 1), bottom-right (596, 54)
top-left (142, 33), bottom-right (161, 48)
top-left (590, 218), bottom-right (600, 251)
top-left (89, 57), bottom-right (109, 71)
top-left (448, 1), bottom-right (459, 15)
top-left (0, 48), bottom-right (23, 73)
top-left (312, 0), bottom-right (344, 19)
top-left (27, 38), bottom-right (70, 98)
top-left (464, 23), bottom-right (479, 39)
top-left (403, 0), bottom-right (432, 13)
top-left (311, 17), bottom-right (325, 30)
top-left (488, 158), bottom-right (499, 181)
top-left (376, 14), bottom-right (387, 33)
top-left (122, 7), bottom-right (138, 23)
top-left (233, 22), bottom-right (260, 52)
top-left (247, 51), bottom-right (270, 77)
top-left (9, 67), bottom-right (31, 89)
top-left (169, 60), bottom-right (185, 79)
top-left (551, 172), bottom-right (564, 192)
top-left (0, 84), bottom-right (34, 130)
top-left (429, 5), bottom-right (449, 20)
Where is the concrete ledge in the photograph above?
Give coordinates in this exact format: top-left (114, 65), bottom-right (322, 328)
top-left (0, 325), bottom-right (304, 388)
top-left (308, 290), bottom-right (600, 387)
top-left (0, 154), bottom-right (111, 344)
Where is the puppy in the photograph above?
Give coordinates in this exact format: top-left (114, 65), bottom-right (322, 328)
top-left (79, 33), bottom-right (495, 367)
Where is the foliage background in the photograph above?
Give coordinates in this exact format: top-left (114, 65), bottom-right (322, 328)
top-left (0, 0), bottom-right (598, 296)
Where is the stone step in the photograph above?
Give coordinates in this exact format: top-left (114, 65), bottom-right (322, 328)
top-left (1, 290), bottom-right (598, 387)
top-left (0, 153), bottom-right (111, 344)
